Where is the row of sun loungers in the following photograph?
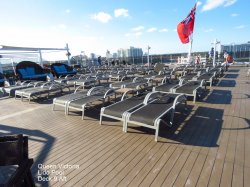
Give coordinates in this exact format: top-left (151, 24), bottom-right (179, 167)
top-left (1, 63), bottom-right (226, 142)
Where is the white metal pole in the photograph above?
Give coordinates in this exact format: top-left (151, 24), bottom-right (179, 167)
top-left (66, 43), bottom-right (71, 66)
top-left (213, 39), bottom-right (217, 67)
top-left (38, 50), bottom-right (43, 67)
top-left (187, 34), bottom-right (193, 63)
top-left (10, 58), bottom-right (16, 74)
top-left (147, 46), bottom-right (150, 67)
top-left (0, 62), bottom-right (3, 73)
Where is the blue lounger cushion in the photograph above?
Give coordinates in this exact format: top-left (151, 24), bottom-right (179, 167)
top-left (58, 65), bottom-right (67, 73)
top-left (18, 69), bottom-right (28, 77)
top-left (26, 67), bottom-right (35, 76)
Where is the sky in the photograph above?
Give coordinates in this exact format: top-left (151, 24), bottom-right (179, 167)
top-left (0, 0), bottom-right (249, 59)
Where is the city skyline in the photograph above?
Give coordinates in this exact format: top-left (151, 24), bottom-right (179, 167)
top-left (0, 0), bottom-right (249, 60)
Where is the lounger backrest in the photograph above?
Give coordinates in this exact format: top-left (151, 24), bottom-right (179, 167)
top-left (143, 91), bottom-right (162, 104)
top-left (87, 86), bottom-right (105, 96)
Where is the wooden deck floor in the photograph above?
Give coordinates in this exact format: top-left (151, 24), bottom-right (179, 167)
top-left (0, 67), bottom-right (250, 187)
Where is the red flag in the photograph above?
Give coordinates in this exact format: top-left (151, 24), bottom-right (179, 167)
top-left (177, 3), bottom-right (196, 44)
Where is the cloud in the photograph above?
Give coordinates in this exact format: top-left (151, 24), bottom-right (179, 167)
top-left (92, 12), bottom-right (112, 23)
top-left (224, 0), bottom-right (237, 6)
top-left (201, 0), bottom-right (237, 12)
top-left (131, 26), bottom-right (144, 32)
top-left (65, 9), bottom-right (71, 14)
top-left (231, 13), bottom-right (239, 17)
top-left (134, 32), bottom-right (142, 36)
top-left (114, 8), bottom-right (129, 17)
top-left (235, 25), bottom-right (246, 29)
top-left (125, 33), bottom-right (131, 37)
top-left (58, 24), bottom-right (66, 29)
top-left (197, 1), bottom-right (202, 7)
top-left (125, 32), bottom-right (142, 37)
top-left (159, 28), bottom-right (168, 32)
top-left (147, 27), bottom-right (157, 32)
top-left (204, 28), bottom-right (214, 32)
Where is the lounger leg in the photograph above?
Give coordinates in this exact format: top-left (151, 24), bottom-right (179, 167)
top-left (82, 105), bottom-right (86, 120)
top-left (66, 103), bottom-right (69, 115)
top-left (155, 124), bottom-right (159, 142)
top-left (124, 121), bottom-right (128, 132)
top-left (170, 109), bottom-right (175, 127)
top-left (100, 115), bottom-right (102, 125)
top-left (193, 91), bottom-right (196, 103)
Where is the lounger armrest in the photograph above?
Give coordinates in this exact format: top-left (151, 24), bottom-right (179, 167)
top-left (136, 83), bottom-right (148, 90)
top-left (48, 84), bottom-right (60, 90)
top-left (133, 77), bottom-right (139, 82)
top-left (41, 82), bottom-right (53, 88)
top-left (120, 76), bottom-right (127, 81)
top-left (120, 90), bottom-right (136, 101)
top-left (87, 86), bottom-right (105, 96)
top-left (33, 81), bottom-right (45, 87)
top-left (104, 88), bottom-right (115, 98)
top-left (74, 85), bottom-right (84, 93)
top-left (143, 91), bottom-right (161, 104)
top-left (65, 74), bottom-right (76, 79)
top-left (20, 81), bottom-right (30, 85)
top-left (199, 79), bottom-right (205, 87)
top-left (173, 94), bottom-right (186, 109)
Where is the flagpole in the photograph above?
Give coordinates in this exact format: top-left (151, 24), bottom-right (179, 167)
top-left (187, 34), bottom-right (193, 64)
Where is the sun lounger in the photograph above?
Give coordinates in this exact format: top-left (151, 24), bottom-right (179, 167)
top-left (53, 74), bottom-right (82, 84)
top-left (100, 91), bottom-right (159, 130)
top-left (66, 86), bottom-right (116, 119)
top-left (109, 70), bottom-right (126, 81)
top-left (173, 80), bottom-right (205, 103)
top-left (153, 79), bottom-right (183, 93)
top-left (74, 77), bottom-right (97, 88)
top-left (2, 81), bottom-right (44, 97)
top-left (124, 92), bottom-right (187, 141)
top-left (193, 72), bottom-right (216, 87)
top-left (52, 86), bottom-right (89, 114)
top-left (15, 82), bottom-right (70, 103)
top-left (109, 77), bottom-right (135, 89)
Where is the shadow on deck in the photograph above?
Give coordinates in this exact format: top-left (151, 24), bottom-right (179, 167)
top-left (204, 89), bottom-right (232, 104)
top-left (217, 79), bottom-right (236, 87)
top-left (223, 74), bottom-right (239, 79)
top-left (127, 106), bottom-right (223, 148)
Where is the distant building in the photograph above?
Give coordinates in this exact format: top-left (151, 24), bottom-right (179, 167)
top-left (106, 50), bottom-right (111, 59)
top-left (90, 53), bottom-right (96, 59)
top-left (117, 48), bottom-right (128, 58)
top-left (127, 46), bottom-right (143, 57)
top-left (221, 42), bottom-right (250, 60)
top-left (112, 53), bottom-right (118, 58)
top-left (221, 42), bottom-right (250, 53)
top-left (117, 46), bottom-right (143, 58)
